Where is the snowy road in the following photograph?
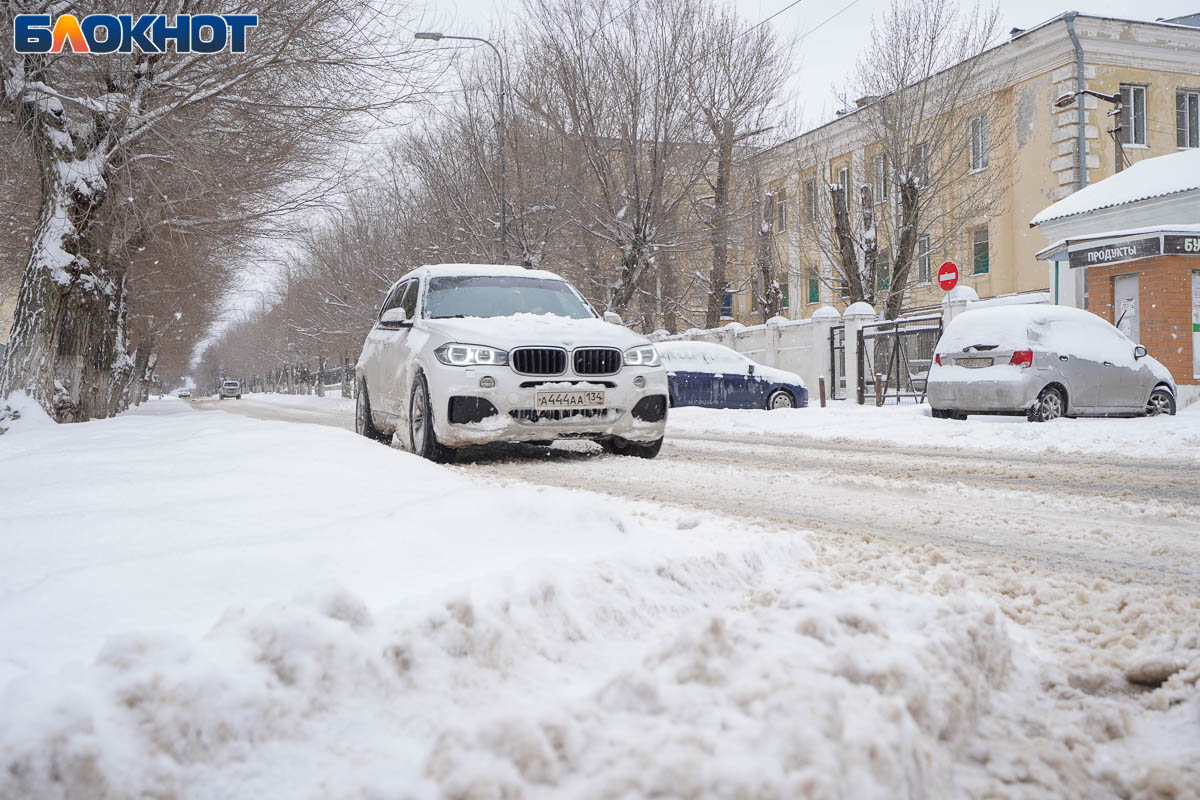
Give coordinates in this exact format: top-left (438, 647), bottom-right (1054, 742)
top-left (194, 393), bottom-right (1200, 592)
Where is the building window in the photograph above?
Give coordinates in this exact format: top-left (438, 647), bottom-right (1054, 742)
top-left (876, 251), bottom-right (890, 291)
top-left (780, 280), bottom-right (789, 309)
top-left (1120, 85), bottom-right (1147, 146)
top-left (912, 143), bottom-right (929, 186)
top-left (1178, 90), bottom-right (1200, 149)
top-left (775, 188), bottom-right (787, 232)
top-left (721, 287), bottom-right (734, 318)
top-left (916, 233), bottom-right (931, 283)
top-left (804, 178), bottom-right (816, 221)
top-left (873, 154), bottom-right (888, 202)
top-left (763, 194), bottom-right (775, 233)
top-left (969, 115), bottom-right (988, 171)
top-left (807, 275), bottom-right (820, 304)
top-left (971, 226), bottom-right (989, 275)
top-left (837, 166), bottom-right (850, 198)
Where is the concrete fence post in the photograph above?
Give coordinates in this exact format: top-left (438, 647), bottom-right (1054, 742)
top-left (808, 306), bottom-right (841, 400)
top-left (843, 303), bottom-right (877, 406)
top-left (941, 285), bottom-right (979, 326)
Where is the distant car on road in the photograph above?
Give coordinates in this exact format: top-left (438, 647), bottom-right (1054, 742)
top-left (355, 264), bottom-right (669, 461)
top-left (177, 389), bottom-right (192, 398)
top-left (927, 305), bottom-right (1176, 421)
top-left (657, 341), bottom-right (808, 410)
top-left (218, 380), bottom-right (242, 400)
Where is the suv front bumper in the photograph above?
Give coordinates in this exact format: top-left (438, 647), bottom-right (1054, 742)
top-left (429, 363), bottom-right (669, 447)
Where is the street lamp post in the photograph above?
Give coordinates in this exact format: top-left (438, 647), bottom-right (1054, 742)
top-left (416, 31), bottom-right (508, 262)
top-left (1054, 89), bottom-right (1125, 173)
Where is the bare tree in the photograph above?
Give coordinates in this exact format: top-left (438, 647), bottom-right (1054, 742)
top-left (0, 0), bottom-right (426, 421)
top-left (684, 3), bottom-right (790, 328)
top-left (796, 0), bottom-right (1006, 319)
top-left (522, 0), bottom-right (709, 324)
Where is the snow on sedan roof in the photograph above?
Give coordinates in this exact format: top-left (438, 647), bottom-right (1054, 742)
top-left (1030, 149), bottom-right (1200, 225)
top-left (939, 304), bottom-right (1137, 365)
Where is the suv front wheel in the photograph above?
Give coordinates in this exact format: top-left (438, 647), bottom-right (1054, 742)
top-left (410, 373), bottom-right (456, 463)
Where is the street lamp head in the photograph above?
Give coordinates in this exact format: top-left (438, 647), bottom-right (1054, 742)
top-left (414, 31), bottom-right (443, 41)
top-left (1053, 92), bottom-right (1077, 109)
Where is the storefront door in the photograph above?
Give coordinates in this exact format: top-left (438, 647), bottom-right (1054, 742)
top-left (1113, 274), bottom-right (1140, 342)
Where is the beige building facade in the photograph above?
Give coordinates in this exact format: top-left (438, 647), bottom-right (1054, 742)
top-left (731, 13), bottom-right (1200, 326)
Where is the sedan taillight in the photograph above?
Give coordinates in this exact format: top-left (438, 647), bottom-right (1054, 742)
top-left (1010, 349), bottom-right (1033, 368)
top-left (934, 353), bottom-right (942, 366)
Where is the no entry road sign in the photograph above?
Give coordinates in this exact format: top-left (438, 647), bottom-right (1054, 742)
top-left (937, 261), bottom-right (959, 292)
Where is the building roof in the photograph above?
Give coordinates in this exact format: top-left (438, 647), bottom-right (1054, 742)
top-left (1029, 149), bottom-right (1200, 226)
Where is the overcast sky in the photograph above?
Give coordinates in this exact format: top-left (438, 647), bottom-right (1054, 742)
top-left (410, 0), bottom-right (1199, 129)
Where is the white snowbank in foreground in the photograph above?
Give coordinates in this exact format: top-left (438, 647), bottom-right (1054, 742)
top-left (0, 397), bottom-right (1028, 799)
top-left (668, 401), bottom-right (1200, 461)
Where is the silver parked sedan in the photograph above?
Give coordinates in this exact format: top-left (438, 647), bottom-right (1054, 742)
top-left (927, 305), bottom-right (1177, 421)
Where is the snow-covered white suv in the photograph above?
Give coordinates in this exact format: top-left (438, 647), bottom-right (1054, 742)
top-left (354, 264), bottom-right (669, 461)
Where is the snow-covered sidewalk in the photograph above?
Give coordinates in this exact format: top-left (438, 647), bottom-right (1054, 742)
top-left (1, 397), bottom-right (1196, 798)
top-left (669, 400), bottom-right (1200, 461)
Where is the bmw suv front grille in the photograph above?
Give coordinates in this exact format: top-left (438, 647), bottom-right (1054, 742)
top-left (573, 347), bottom-right (622, 376)
top-left (511, 347), bottom-right (567, 376)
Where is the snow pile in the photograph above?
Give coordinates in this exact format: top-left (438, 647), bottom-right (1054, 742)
top-left (0, 548), bottom-right (1016, 799)
top-left (0, 391), bottom-right (55, 436)
top-left (0, 399), bottom-right (1032, 798)
top-left (667, 401), bottom-right (1200, 461)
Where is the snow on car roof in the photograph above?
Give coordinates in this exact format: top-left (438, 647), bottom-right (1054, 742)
top-left (939, 304), bottom-right (1138, 364)
top-left (1030, 149), bottom-right (1200, 225)
top-left (417, 263), bottom-right (565, 281)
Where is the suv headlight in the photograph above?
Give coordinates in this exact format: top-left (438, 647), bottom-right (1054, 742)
top-left (623, 344), bottom-right (660, 367)
top-left (434, 343), bottom-right (509, 367)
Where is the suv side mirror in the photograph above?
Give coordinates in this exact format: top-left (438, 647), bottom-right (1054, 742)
top-left (380, 308), bottom-right (410, 327)
top-left (748, 364), bottom-right (755, 376)
top-left (1134, 345), bottom-right (1147, 359)
top-left (603, 311), bottom-right (623, 326)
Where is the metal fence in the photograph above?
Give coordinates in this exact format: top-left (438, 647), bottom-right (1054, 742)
top-left (857, 314), bottom-right (943, 404)
top-left (829, 325), bottom-right (847, 401)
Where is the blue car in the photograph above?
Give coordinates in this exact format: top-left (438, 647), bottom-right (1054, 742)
top-left (657, 341), bottom-right (808, 410)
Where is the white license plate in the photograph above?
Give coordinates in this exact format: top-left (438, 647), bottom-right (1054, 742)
top-left (957, 357), bottom-right (993, 369)
top-left (535, 390), bottom-right (606, 409)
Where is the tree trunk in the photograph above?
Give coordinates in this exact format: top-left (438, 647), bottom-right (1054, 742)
top-left (0, 91), bottom-right (128, 423)
top-left (884, 180), bottom-right (921, 320)
top-left (705, 124), bottom-right (735, 329)
top-left (830, 185), bottom-right (865, 304)
top-left (0, 185), bottom-right (127, 422)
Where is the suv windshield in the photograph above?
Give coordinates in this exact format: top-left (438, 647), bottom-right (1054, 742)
top-left (425, 275), bottom-right (595, 320)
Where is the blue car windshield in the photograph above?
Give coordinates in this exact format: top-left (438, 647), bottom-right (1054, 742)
top-left (425, 275), bottom-right (595, 320)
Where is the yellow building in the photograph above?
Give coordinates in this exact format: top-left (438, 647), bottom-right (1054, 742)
top-left (733, 12), bottom-right (1200, 325)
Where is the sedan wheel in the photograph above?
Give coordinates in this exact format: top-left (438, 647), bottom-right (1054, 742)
top-left (1145, 388), bottom-right (1176, 417)
top-left (1028, 386), bottom-right (1064, 422)
top-left (766, 389), bottom-right (795, 410)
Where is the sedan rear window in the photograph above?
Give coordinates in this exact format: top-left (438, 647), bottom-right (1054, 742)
top-left (424, 276), bottom-right (595, 320)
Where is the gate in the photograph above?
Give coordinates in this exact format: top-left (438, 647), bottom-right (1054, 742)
top-left (857, 314), bottom-right (942, 404)
top-left (829, 324), bottom-right (847, 400)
